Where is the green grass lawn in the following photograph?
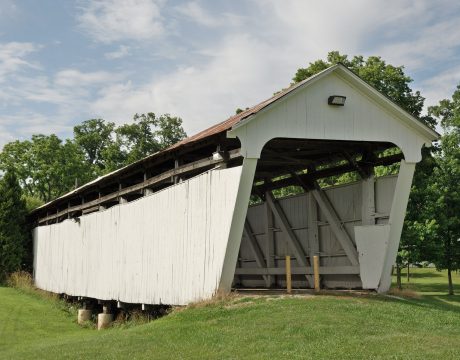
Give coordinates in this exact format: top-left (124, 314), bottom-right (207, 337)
top-left (1, 268), bottom-right (460, 359)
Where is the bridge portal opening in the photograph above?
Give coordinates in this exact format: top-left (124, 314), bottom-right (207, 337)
top-left (233, 138), bottom-right (402, 290)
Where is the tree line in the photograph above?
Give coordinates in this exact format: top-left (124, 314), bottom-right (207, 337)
top-left (0, 52), bottom-right (459, 294)
top-left (0, 113), bottom-right (187, 205)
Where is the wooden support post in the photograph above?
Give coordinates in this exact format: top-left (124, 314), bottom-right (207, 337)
top-left (118, 183), bottom-right (127, 204)
top-left (243, 220), bottom-right (269, 286)
top-left (378, 161), bottom-right (416, 292)
top-left (236, 249), bottom-right (243, 286)
top-left (265, 191), bottom-right (275, 287)
top-left (143, 173), bottom-right (153, 196)
top-left (310, 184), bottom-right (359, 266)
top-left (213, 144), bottom-right (229, 169)
top-left (313, 255), bottom-right (320, 292)
top-left (218, 158), bottom-right (258, 293)
top-left (286, 255), bottom-right (292, 294)
top-left (98, 192), bottom-right (106, 211)
top-left (174, 159), bottom-right (182, 184)
top-left (307, 192), bottom-right (319, 282)
top-left (289, 172), bottom-right (358, 266)
top-left (266, 192), bottom-right (314, 286)
top-left (361, 172), bottom-right (376, 226)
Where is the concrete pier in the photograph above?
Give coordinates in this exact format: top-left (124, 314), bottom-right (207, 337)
top-left (77, 309), bottom-right (92, 325)
top-left (97, 304), bottom-right (114, 330)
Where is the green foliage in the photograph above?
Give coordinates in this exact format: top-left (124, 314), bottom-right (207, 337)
top-left (0, 112), bottom-right (187, 204)
top-left (74, 118), bottom-right (116, 172)
top-left (115, 113), bottom-right (187, 167)
top-left (75, 113), bottom-right (187, 174)
top-left (22, 195), bottom-right (44, 212)
top-left (422, 87), bottom-right (460, 290)
top-left (0, 172), bottom-right (29, 282)
top-left (0, 135), bottom-right (93, 202)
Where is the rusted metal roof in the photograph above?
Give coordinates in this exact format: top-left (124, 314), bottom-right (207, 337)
top-left (167, 79), bottom-right (308, 151)
top-left (31, 74), bottom-right (307, 213)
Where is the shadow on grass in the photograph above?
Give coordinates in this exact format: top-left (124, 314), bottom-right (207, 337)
top-left (407, 271), bottom-right (444, 279)
top-left (408, 282), bottom-right (459, 293)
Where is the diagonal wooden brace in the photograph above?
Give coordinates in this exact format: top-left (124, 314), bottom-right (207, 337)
top-left (266, 192), bottom-right (314, 286)
top-left (243, 220), bottom-right (270, 286)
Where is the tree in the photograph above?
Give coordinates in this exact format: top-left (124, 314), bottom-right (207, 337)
top-left (427, 86), bottom-right (460, 294)
top-left (0, 134), bottom-right (93, 202)
top-left (114, 112), bottom-right (187, 167)
top-left (74, 118), bottom-right (116, 173)
top-left (0, 171), bottom-right (29, 282)
top-left (155, 113), bottom-right (187, 149)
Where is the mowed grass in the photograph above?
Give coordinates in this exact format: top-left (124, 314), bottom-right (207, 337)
top-left (1, 268), bottom-right (460, 359)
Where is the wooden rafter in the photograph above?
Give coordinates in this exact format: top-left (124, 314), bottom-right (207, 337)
top-left (253, 153), bottom-right (403, 194)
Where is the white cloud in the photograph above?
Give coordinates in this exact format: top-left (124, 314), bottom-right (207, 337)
top-left (105, 45), bottom-right (131, 59)
top-left (174, 1), bottom-right (242, 28)
top-left (420, 65), bottom-right (460, 108)
top-left (91, 82), bottom-right (154, 124)
top-left (90, 1), bottom-right (426, 135)
top-left (0, 42), bottom-right (40, 82)
top-left (0, 112), bottom-right (73, 151)
top-left (77, 0), bottom-right (165, 43)
top-left (54, 69), bottom-right (122, 87)
top-left (377, 15), bottom-right (460, 70)
top-left (90, 33), bottom-right (294, 133)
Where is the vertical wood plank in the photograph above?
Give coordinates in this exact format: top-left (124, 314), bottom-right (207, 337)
top-left (313, 255), bottom-right (320, 292)
top-left (265, 193), bottom-right (275, 287)
top-left (307, 192), bottom-right (319, 273)
top-left (286, 255), bottom-right (292, 294)
top-left (361, 174), bottom-right (376, 226)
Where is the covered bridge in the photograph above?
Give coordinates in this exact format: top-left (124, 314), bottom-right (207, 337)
top-left (30, 64), bottom-right (438, 306)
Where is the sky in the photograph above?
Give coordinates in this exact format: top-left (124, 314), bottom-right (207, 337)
top-left (1, 0), bottom-right (460, 149)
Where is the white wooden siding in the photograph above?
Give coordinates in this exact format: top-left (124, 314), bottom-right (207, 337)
top-left (229, 72), bottom-right (432, 162)
top-left (33, 166), bottom-right (242, 305)
top-left (238, 176), bottom-right (397, 288)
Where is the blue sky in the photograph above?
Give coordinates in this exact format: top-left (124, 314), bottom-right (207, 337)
top-left (1, 0), bottom-right (460, 149)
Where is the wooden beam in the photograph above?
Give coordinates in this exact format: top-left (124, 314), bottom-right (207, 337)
top-left (290, 171), bottom-right (359, 266)
top-left (286, 255), bottom-right (292, 293)
top-left (342, 151), bottom-right (367, 179)
top-left (234, 266), bottom-right (360, 276)
top-left (307, 192), bottom-right (319, 261)
top-left (81, 205), bottom-right (100, 215)
top-left (361, 174), bottom-right (376, 226)
top-left (310, 184), bottom-right (359, 266)
top-left (265, 192), bottom-right (314, 286)
top-left (38, 149), bottom-right (241, 224)
top-left (265, 191), bottom-right (275, 287)
top-left (313, 255), bottom-right (320, 292)
top-left (254, 153), bottom-right (403, 194)
top-left (243, 220), bottom-right (269, 286)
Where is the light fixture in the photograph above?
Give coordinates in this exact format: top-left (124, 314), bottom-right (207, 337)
top-left (328, 95), bottom-right (346, 106)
